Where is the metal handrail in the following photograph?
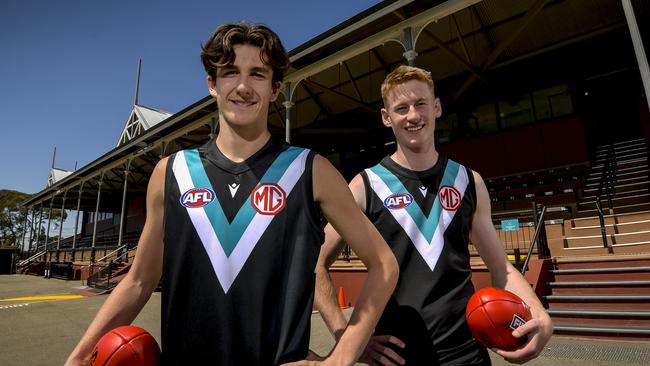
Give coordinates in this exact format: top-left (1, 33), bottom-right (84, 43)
top-left (520, 205), bottom-right (547, 274)
top-left (81, 243), bottom-right (131, 286)
top-left (595, 199), bottom-right (609, 249)
top-left (94, 243), bottom-right (129, 263)
top-left (18, 249), bottom-right (47, 267)
top-left (596, 144), bottom-right (617, 210)
top-left (594, 143), bottom-right (617, 249)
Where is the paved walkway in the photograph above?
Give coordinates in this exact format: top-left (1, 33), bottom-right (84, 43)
top-left (1, 275), bottom-right (648, 365)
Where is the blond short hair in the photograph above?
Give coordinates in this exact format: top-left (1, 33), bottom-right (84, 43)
top-left (380, 65), bottom-right (434, 106)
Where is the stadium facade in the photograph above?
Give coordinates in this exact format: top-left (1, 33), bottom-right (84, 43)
top-left (17, 0), bottom-right (650, 289)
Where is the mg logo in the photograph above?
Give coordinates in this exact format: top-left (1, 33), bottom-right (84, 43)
top-left (438, 186), bottom-right (461, 211)
top-left (251, 183), bottom-right (286, 215)
top-left (383, 193), bottom-right (413, 210)
top-left (180, 188), bottom-right (215, 208)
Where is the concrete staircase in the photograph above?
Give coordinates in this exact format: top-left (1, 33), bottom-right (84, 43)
top-left (546, 255), bottom-right (650, 340)
top-left (86, 261), bottom-right (130, 290)
top-left (578, 138), bottom-right (650, 216)
top-left (558, 211), bottom-right (650, 255)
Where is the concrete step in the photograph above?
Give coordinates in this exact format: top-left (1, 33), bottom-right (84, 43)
top-left (594, 150), bottom-right (648, 164)
top-left (590, 157), bottom-right (648, 172)
top-left (548, 280), bottom-right (650, 295)
top-left (570, 211), bottom-right (650, 227)
top-left (566, 219), bottom-right (650, 236)
top-left (583, 188), bottom-right (650, 201)
top-left (549, 280), bottom-right (650, 286)
top-left (586, 167), bottom-right (648, 182)
top-left (577, 202), bottom-right (650, 217)
top-left (546, 294), bottom-right (650, 301)
top-left (564, 230), bottom-right (650, 248)
top-left (594, 139), bottom-right (647, 154)
top-left (578, 193), bottom-right (650, 210)
top-left (584, 177), bottom-right (650, 192)
top-left (549, 309), bottom-right (650, 318)
top-left (551, 266), bottom-right (650, 274)
top-left (552, 324), bottom-right (650, 337)
top-left (550, 313), bottom-right (650, 330)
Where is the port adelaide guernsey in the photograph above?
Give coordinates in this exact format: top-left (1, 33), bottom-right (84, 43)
top-left (361, 155), bottom-right (484, 362)
top-left (162, 138), bottom-right (324, 365)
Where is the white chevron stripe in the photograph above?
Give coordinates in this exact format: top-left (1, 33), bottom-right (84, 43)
top-left (172, 149), bottom-right (309, 293)
top-left (366, 165), bottom-right (469, 271)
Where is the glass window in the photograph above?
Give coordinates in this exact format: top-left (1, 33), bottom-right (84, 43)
top-left (532, 84), bottom-right (573, 120)
top-left (435, 112), bottom-right (456, 144)
top-left (499, 94), bottom-right (533, 129)
top-left (473, 102), bottom-right (498, 133)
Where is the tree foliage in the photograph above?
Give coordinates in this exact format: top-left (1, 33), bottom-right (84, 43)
top-left (0, 190), bottom-right (67, 249)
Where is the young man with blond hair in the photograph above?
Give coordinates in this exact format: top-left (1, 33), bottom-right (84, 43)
top-left (315, 65), bottom-right (553, 365)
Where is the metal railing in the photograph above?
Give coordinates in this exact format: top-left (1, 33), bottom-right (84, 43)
top-left (17, 249), bottom-right (47, 268)
top-left (521, 203), bottom-right (548, 274)
top-left (94, 243), bottom-right (130, 263)
top-left (595, 143), bottom-right (617, 251)
top-left (85, 243), bottom-right (135, 289)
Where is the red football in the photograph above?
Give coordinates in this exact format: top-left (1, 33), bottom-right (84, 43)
top-left (90, 325), bottom-right (161, 366)
top-left (465, 287), bottom-right (531, 351)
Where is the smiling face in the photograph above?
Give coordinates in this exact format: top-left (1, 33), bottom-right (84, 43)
top-left (208, 44), bottom-right (280, 131)
top-left (381, 79), bottom-right (441, 152)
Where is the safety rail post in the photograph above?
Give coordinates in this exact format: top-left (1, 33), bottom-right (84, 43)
top-left (106, 261), bottom-right (113, 289)
top-left (595, 199), bottom-right (613, 253)
top-left (521, 204), bottom-right (547, 274)
top-left (594, 143), bottom-right (615, 252)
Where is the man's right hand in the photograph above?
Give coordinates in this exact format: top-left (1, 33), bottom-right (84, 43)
top-left (360, 335), bottom-right (406, 366)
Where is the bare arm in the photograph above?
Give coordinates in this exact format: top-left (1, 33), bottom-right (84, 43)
top-left (470, 171), bottom-right (553, 364)
top-left (312, 156), bottom-right (398, 366)
top-left (314, 174), bottom-right (367, 341)
top-left (314, 223), bottom-right (349, 341)
top-left (65, 158), bottom-right (167, 366)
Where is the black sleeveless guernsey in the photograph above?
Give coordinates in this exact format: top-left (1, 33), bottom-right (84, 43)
top-left (162, 138), bottom-right (324, 365)
top-left (362, 156), bottom-right (490, 365)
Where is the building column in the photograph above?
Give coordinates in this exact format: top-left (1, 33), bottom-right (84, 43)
top-left (19, 209), bottom-right (29, 254)
top-left (55, 190), bottom-right (68, 261)
top-left (91, 172), bottom-right (105, 262)
top-left (117, 161), bottom-right (131, 249)
top-left (402, 27), bottom-right (419, 66)
top-left (622, 0), bottom-right (650, 111)
top-left (209, 117), bottom-right (218, 140)
top-left (44, 195), bottom-right (56, 254)
top-left (34, 204), bottom-right (44, 253)
top-left (159, 141), bottom-right (168, 160)
top-left (71, 182), bottom-right (84, 262)
top-left (282, 82), bottom-right (299, 143)
top-left (27, 208), bottom-right (37, 254)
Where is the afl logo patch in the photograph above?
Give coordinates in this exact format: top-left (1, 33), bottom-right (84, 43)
top-left (251, 183), bottom-right (286, 215)
top-left (383, 193), bottom-right (413, 210)
top-left (180, 188), bottom-right (215, 208)
top-left (438, 186), bottom-right (461, 211)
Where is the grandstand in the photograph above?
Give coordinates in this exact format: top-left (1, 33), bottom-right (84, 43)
top-left (14, 0), bottom-right (650, 340)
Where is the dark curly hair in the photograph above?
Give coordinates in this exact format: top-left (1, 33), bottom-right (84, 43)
top-left (200, 21), bottom-right (291, 85)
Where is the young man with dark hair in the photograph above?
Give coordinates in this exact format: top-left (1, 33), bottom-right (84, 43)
top-left (66, 22), bottom-right (398, 366)
top-left (315, 65), bottom-right (553, 365)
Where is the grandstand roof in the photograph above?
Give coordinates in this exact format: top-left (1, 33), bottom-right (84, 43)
top-left (117, 105), bottom-right (173, 147)
top-left (21, 0), bottom-right (649, 210)
top-left (46, 168), bottom-right (73, 188)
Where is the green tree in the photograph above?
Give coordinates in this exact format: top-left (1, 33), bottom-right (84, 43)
top-left (0, 190), bottom-right (67, 250)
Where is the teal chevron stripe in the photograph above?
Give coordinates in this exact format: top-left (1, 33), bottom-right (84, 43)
top-left (370, 160), bottom-right (460, 242)
top-left (184, 146), bottom-right (304, 256)
top-left (425, 159), bottom-right (460, 239)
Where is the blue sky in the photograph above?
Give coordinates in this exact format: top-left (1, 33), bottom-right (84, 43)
top-left (0, 0), bottom-right (382, 194)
